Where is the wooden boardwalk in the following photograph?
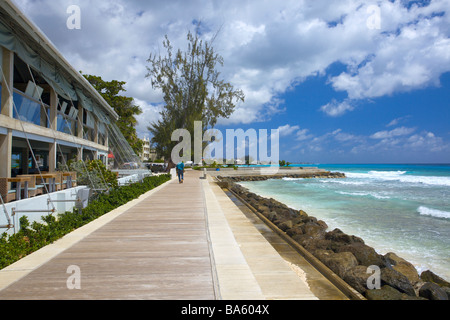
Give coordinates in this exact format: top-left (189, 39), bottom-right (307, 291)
top-left (0, 171), bottom-right (217, 300)
top-left (0, 170), bottom-right (346, 300)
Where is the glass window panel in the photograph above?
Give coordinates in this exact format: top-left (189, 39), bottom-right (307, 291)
top-left (13, 90), bottom-right (49, 127)
top-left (57, 113), bottom-right (73, 135)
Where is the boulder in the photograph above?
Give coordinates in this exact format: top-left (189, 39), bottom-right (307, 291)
top-left (251, 201), bottom-right (262, 211)
top-left (292, 234), bottom-right (309, 246)
top-left (303, 222), bottom-right (326, 239)
top-left (384, 252), bottom-right (420, 284)
top-left (298, 210), bottom-right (308, 218)
top-left (365, 285), bottom-right (404, 300)
top-left (313, 249), bottom-right (333, 261)
top-left (286, 225), bottom-right (303, 238)
top-left (316, 219), bottom-right (328, 230)
top-left (277, 208), bottom-right (294, 220)
top-left (267, 211), bottom-right (278, 222)
top-left (278, 220), bottom-right (293, 232)
top-left (302, 239), bottom-right (335, 252)
top-left (365, 286), bottom-right (426, 300)
top-left (419, 282), bottom-right (448, 300)
top-left (292, 216), bottom-right (306, 225)
top-left (266, 199), bottom-right (278, 209)
top-left (343, 265), bottom-right (373, 294)
top-left (303, 216), bottom-right (318, 224)
top-left (443, 287), bottom-right (450, 300)
top-left (381, 267), bottom-right (416, 296)
top-left (292, 223), bottom-right (326, 245)
top-left (257, 204), bottom-right (270, 215)
top-left (336, 242), bottom-right (384, 267)
top-left (314, 249), bottom-right (358, 278)
top-left (325, 228), bottom-right (364, 245)
top-left (420, 270), bottom-right (450, 288)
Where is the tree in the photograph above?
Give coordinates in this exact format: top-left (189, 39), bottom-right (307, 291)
top-left (279, 160), bottom-right (291, 167)
top-left (83, 74), bottom-right (144, 155)
top-left (146, 27), bottom-right (244, 168)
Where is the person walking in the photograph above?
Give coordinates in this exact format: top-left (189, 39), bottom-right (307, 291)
top-left (176, 161), bottom-right (185, 183)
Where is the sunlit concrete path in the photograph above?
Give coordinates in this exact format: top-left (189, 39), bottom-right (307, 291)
top-left (0, 170), bottom-right (344, 300)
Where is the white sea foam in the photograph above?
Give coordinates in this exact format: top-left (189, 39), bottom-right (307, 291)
top-left (344, 171), bottom-right (450, 187)
top-left (328, 180), bottom-right (366, 186)
top-left (282, 177), bottom-right (302, 181)
top-left (338, 191), bottom-right (391, 199)
top-left (418, 206), bottom-right (450, 219)
top-left (344, 170), bottom-right (406, 180)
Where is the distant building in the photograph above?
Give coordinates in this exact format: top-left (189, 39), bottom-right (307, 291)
top-left (140, 137), bottom-right (159, 162)
top-left (140, 137), bottom-right (151, 162)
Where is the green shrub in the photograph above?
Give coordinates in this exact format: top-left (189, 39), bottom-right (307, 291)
top-left (60, 159), bottom-right (119, 189)
top-left (0, 174), bottom-right (171, 270)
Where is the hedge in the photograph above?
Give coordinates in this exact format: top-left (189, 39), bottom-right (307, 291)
top-left (0, 174), bottom-right (171, 270)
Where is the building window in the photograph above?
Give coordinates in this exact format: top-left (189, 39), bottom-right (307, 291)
top-left (57, 98), bottom-right (78, 135)
top-left (57, 113), bottom-right (74, 134)
top-left (98, 133), bottom-right (107, 146)
top-left (12, 55), bottom-right (51, 128)
top-left (82, 109), bottom-right (96, 142)
top-left (13, 89), bottom-right (50, 127)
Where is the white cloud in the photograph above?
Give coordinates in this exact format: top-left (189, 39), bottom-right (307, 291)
top-left (133, 98), bottom-right (163, 138)
top-left (11, 0), bottom-right (450, 131)
top-left (406, 131), bottom-right (448, 152)
top-left (277, 124), bottom-right (300, 137)
top-left (275, 124), bottom-right (314, 143)
top-left (287, 124), bottom-right (448, 162)
top-left (296, 129), bottom-right (314, 141)
top-left (334, 131), bottom-right (358, 143)
top-left (386, 116), bottom-right (411, 127)
top-left (370, 126), bottom-right (416, 139)
top-left (320, 99), bottom-right (355, 117)
top-left (329, 1), bottom-right (450, 101)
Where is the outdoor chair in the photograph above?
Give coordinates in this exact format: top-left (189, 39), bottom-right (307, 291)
top-left (0, 177), bottom-right (16, 203)
top-left (55, 172), bottom-right (63, 191)
top-left (70, 172), bottom-right (77, 187)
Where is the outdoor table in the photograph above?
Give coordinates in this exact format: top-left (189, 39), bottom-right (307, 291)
top-left (7, 177), bottom-right (31, 201)
top-left (40, 173), bottom-right (58, 193)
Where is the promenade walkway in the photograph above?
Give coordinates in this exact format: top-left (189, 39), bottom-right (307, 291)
top-left (0, 170), bottom-right (346, 300)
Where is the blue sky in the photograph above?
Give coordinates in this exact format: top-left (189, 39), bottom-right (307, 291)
top-left (216, 66), bottom-right (450, 164)
top-left (12, 0), bottom-right (450, 163)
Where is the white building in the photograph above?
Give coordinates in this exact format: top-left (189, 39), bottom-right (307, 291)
top-left (0, 0), bottom-right (120, 203)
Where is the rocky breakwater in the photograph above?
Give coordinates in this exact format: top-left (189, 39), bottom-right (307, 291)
top-left (219, 171), bottom-right (346, 181)
top-left (220, 176), bottom-right (450, 300)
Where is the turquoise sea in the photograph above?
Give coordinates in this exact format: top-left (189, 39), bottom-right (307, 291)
top-left (238, 164), bottom-right (450, 280)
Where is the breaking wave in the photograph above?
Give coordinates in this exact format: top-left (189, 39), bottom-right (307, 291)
top-left (344, 171), bottom-right (450, 187)
top-left (418, 206), bottom-right (450, 219)
top-left (337, 191), bottom-right (391, 199)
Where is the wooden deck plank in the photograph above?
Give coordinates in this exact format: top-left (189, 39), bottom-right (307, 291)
top-left (0, 171), bottom-right (217, 300)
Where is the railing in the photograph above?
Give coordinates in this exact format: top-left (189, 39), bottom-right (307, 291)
top-left (0, 184), bottom-right (88, 233)
top-left (11, 207), bottom-right (56, 234)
